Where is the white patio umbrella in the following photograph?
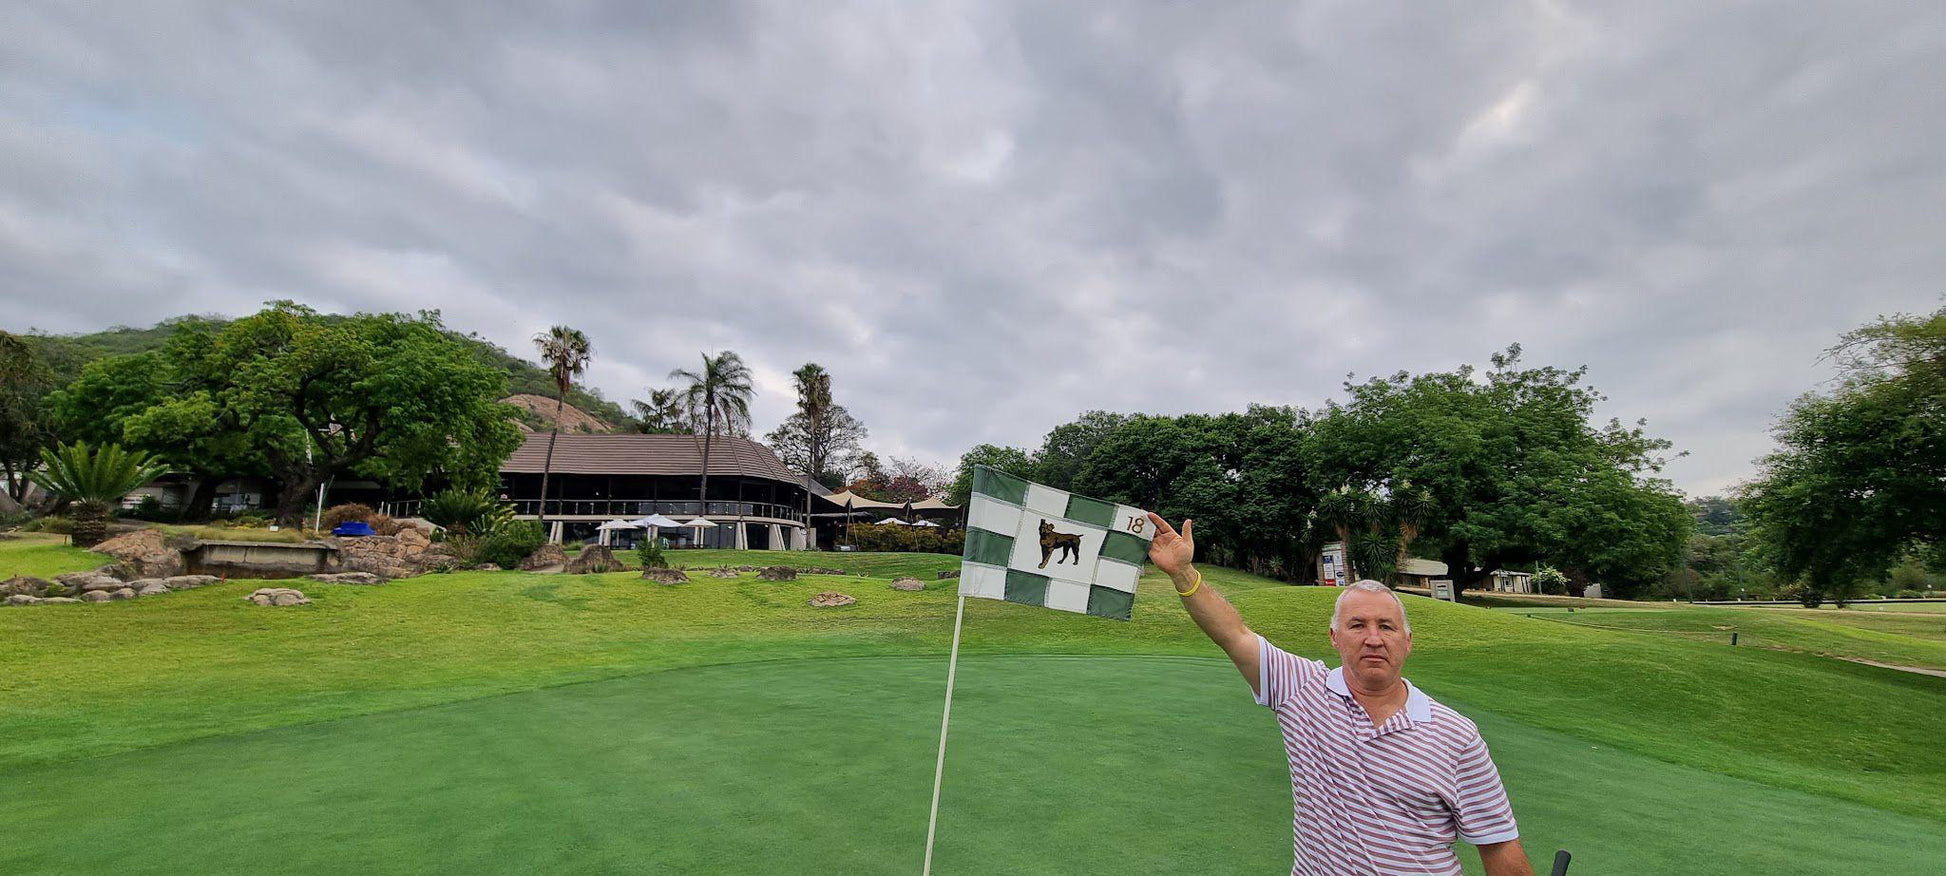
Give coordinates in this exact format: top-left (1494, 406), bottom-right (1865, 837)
top-left (908, 519), bottom-right (941, 528)
top-left (681, 516), bottom-right (718, 547)
top-left (636, 513), bottom-right (689, 543)
top-left (876, 517), bottom-right (914, 526)
top-left (595, 518), bottom-right (640, 545)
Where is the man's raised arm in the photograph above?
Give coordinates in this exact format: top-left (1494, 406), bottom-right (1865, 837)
top-left (1148, 514), bottom-right (1263, 696)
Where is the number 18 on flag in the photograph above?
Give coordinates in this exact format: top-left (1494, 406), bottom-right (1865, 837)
top-left (957, 465), bottom-right (1155, 621)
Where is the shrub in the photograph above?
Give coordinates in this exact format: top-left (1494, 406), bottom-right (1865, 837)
top-left (23, 515), bottom-right (73, 534)
top-left (470, 520), bottom-right (546, 570)
top-left (420, 487), bottom-right (512, 537)
top-left (1782, 584), bottom-right (1825, 608)
top-left (637, 537), bottom-right (669, 569)
top-left (322, 503), bottom-right (376, 530)
top-left (1896, 589), bottom-right (1928, 599)
top-left (1533, 566), bottom-right (1569, 596)
top-left (843, 523), bottom-right (964, 555)
top-left (366, 513), bottom-right (401, 536)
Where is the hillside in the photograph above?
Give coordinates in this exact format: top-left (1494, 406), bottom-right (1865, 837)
top-left (501, 393), bottom-right (614, 433)
top-left (12, 315), bottom-right (634, 428)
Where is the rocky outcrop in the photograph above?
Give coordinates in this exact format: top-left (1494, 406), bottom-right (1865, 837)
top-left (79, 591), bottom-right (111, 603)
top-left (890, 577), bottom-right (925, 592)
top-left (162, 575), bottom-right (218, 589)
top-left (308, 572), bottom-right (385, 585)
top-left (136, 583), bottom-right (171, 597)
top-left (706, 568), bottom-right (740, 578)
top-left (90, 529), bottom-right (184, 579)
top-left (337, 528), bottom-right (459, 579)
top-left (809, 591), bottom-right (856, 608)
top-left (520, 544), bottom-right (569, 571)
top-left (758, 566), bottom-right (798, 581)
top-left (5, 594), bottom-right (40, 606)
top-left (566, 545), bottom-right (624, 574)
top-left (937, 570), bottom-right (961, 579)
top-left (641, 568), bottom-right (690, 585)
top-left (1, 576), bottom-right (56, 598)
top-left (108, 588), bottom-right (136, 601)
top-left (246, 588), bottom-right (310, 606)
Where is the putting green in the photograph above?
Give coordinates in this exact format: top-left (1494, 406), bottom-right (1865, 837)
top-left (2, 655), bottom-right (1941, 875)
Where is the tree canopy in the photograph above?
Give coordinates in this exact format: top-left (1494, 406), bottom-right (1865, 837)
top-left (766, 363), bottom-right (867, 488)
top-left (1743, 306), bottom-right (1945, 599)
top-left (51, 303), bottom-right (521, 524)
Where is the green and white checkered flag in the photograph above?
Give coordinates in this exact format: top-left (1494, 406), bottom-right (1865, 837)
top-left (958, 465), bottom-right (1155, 621)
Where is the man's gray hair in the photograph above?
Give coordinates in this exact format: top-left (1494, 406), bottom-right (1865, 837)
top-left (1330, 579), bottom-right (1411, 633)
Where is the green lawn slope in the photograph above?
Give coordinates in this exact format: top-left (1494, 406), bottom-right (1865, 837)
top-left (3, 541), bottom-right (1942, 874)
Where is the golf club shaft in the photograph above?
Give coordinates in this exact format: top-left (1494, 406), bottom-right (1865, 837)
top-left (1550, 849), bottom-right (1572, 875)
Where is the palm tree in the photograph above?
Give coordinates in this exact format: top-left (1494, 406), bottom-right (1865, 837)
top-left (1389, 481), bottom-right (1432, 577)
top-left (533, 326), bottom-right (592, 531)
top-left (1315, 485), bottom-right (1372, 581)
top-left (670, 351), bottom-right (753, 523)
top-left (31, 442), bottom-right (170, 548)
top-left (630, 388), bottom-right (691, 434)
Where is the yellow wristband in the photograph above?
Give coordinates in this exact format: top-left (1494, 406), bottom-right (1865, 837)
top-left (1175, 570), bottom-right (1202, 597)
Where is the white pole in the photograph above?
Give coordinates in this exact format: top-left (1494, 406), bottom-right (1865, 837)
top-left (922, 594), bottom-right (967, 876)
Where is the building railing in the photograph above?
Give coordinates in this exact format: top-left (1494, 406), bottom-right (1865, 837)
top-left (381, 498), bottom-right (807, 524)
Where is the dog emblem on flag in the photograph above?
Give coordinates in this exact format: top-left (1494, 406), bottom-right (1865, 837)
top-left (959, 465), bottom-right (1155, 621)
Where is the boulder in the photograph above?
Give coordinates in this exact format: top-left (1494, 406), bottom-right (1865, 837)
top-left (81, 577), bottom-right (130, 593)
top-left (79, 590), bottom-right (111, 603)
top-left (57, 571), bottom-right (124, 592)
top-left (890, 577), bottom-right (926, 592)
top-left (807, 568), bottom-right (847, 576)
top-left (707, 568), bottom-right (740, 579)
top-left (809, 591), bottom-right (856, 608)
top-left (1, 575), bottom-right (54, 597)
top-left (108, 588), bottom-right (137, 601)
top-left (90, 528), bottom-right (184, 579)
top-left (641, 568), bottom-right (690, 585)
top-left (758, 566), bottom-right (798, 582)
top-left (42, 597), bottom-right (78, 604)
top-left (520, 544), bottom-right (570, 571)
top-left (338, 531), bottom-right (454, 579)
top-left (472, 564), bottom-right (502, 572)
top-left (247, 587), bottom-right (310, 607)
top-left (162, 575), bottom-right (219, 590)
top-left (4, 594), bottom-right (41, 606)
top-left (937, 570), bottom-right (961, 579)
top-left (125, 578), bottom-right (167, 591)
top-left (137, 584), bottom-right (171, 597)
top-left (307, 572), bottom-right (386, 585)
top-left (566, 545), bottom-right (624, 575)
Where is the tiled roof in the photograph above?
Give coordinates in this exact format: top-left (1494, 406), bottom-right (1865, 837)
top-left (501, 433), bottom-right (802, 482)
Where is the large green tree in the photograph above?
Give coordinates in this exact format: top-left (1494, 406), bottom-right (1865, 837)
top-left (671, 351), bottom-right (754, 510)
top-left (1307, 346), bottom-right (1690, 596)
top-left (1034, 410), bottom-right (1129, 490)
top-left (49, 331), bottom-right (265, 520)
top-left (1743, 306), bottom-right (1944, 601)
top-left (532, 325), bottom-right (592, 528)
top-left (69, 303), bottom-right (522, 526)
top-left (766, 363), bottom-right (867, 487)
top-left (946, 444), bottom-right (1036, 506)
top-left (0, 331), bottom-right (56, 502)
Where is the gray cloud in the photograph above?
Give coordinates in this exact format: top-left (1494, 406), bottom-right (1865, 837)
top-left (3, 0), bottom-right (1942, 495)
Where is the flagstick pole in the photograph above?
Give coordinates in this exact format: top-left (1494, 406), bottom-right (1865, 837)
top-left (921, 593), bottom-right (967, 876)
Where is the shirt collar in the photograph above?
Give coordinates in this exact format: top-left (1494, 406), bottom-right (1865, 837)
top-left (1327, 665), bottom-right (1433, 723)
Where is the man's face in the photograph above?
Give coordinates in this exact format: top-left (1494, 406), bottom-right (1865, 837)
top-left (1328, 590), bottom-right (1412, 690)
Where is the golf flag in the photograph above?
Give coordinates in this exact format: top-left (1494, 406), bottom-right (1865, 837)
top-left (958, 465), bottom-right (1155, 621)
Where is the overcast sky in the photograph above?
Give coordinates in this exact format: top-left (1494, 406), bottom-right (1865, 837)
top-left (3, 1), bottom-right (1942, 496)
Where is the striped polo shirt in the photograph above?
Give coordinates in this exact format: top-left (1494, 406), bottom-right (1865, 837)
top-left (1255, 635), bottom-right (1519, 876)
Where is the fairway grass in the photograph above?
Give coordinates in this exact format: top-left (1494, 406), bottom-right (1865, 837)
top-left (0, 533), bottom-right (108, 579)
top-left (2, 657), bottom-right (1941, 875)
top-left (4, 541), bottom-right (1943, 873)
top-left (1537, 605), bottom-right (1946, 671)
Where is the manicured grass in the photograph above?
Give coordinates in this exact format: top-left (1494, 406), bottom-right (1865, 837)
top-left (1, 656), bottom-right (1940, 875)
top-left (3, 542), bottom-right (1943, 873)
top-left (1539, 605), bottom-right (1946, 671)
top-left (0, 533), bottom-right (108, 578)
top-left (667, 547), bottom-right (965, 578)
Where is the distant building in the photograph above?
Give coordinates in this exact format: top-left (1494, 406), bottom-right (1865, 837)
top-left (1396, 558), bottom-right (1449, 589)
top-left (1486, 569), bottom-right (1535, 594)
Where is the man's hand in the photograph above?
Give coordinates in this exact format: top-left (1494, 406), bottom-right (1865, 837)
top-left (1147, 513), bottom-right (1194, 577)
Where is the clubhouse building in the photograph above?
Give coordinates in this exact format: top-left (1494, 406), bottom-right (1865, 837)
top-left (380, 432), bottom-right (956, 550)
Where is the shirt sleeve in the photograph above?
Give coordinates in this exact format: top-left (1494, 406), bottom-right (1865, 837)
top-left (1453, 731), bottom-right (1520, 845)
top-left (1253, 635), bottom-right (1323, 707)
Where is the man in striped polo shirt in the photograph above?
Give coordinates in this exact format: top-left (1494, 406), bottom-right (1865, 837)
top-left (1147, 514), bottom-right (1533, 876)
